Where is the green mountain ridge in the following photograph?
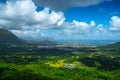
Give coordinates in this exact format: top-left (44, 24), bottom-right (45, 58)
top-left (0, 29), bottom-right (22, 44)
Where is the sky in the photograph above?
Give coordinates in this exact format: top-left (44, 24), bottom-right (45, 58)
top-left (0, 0), bottom-right (120, 41)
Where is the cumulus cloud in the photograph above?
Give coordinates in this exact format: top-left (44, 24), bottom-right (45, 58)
top-left (63, 20), bottom-right (96, 31)
top-left (0, 0), bottom-right (120, 40)
top-left (110, 16), bottom-right (120, 31)
top-left (33, 0), bottom-right (112, 11)
top-left (97, 24), bottom-right (105, 31)
top-left (72, 20), bottom-right (90, 30)
top-left (90, 20), bottom-right (96, 27)
top-left (0, 0), bottom-right (65, 30)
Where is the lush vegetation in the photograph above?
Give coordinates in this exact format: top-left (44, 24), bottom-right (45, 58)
top-left (0, 42), bottom-right (120, 80)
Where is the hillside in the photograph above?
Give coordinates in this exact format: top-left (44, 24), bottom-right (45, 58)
top-left (108, 42), bottom-right (120, 47)
top-left (0, 29), bottom-right (22, 44)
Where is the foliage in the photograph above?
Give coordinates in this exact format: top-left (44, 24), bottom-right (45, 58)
top-left (0, 42), bottom-right (120, 80)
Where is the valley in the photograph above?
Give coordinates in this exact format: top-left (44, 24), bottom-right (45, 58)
top-left (0, 29), bottom-right (120, 80)
top-left (0, 42), bottom-right (120, 80)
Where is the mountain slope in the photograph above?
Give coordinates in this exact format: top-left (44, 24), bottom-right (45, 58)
top-left (0, 29), bottom-right (22, 44)
top-left (108, 42), bottom-right (120, 47)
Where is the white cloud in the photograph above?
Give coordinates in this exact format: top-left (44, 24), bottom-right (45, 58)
top-left (0, 0), bottom-right (36, 30)
top-left (97, 24), bottom-right (105, 31)
top-left (72, 20), bottom-right (89, 30)
top-left (64, 20), bottom-right (95, 31)
top-left (10, 15), bottom-right (120, 40)
top-left (57, 18), bottom-right (66, 26)
top-left (110, 16), bottom-right (120, 31)
top-left (90, 20), bottom-right (96, 27)
top-left (0, 0), bottom-right (65, 30)
top-left (0, 0), bottom-right (120, 40)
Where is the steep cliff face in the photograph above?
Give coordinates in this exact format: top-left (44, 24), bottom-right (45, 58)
top-left (0, 29), bottom-right (22, 44)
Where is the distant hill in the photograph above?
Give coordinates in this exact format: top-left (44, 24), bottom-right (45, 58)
top-left (100, 42), bottom-right (120, 48)
top-left (108, 42), bottom-right (120, 47)
top-left (0, 29), bottom-right (22, 44)
top-left (98, 42), bottom-right (120, 55)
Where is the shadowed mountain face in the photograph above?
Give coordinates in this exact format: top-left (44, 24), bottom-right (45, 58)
top-left (0, 29), bottom-right (22, 44)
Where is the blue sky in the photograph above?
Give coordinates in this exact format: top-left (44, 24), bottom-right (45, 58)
top-left (65, 0), bottom-right (120, 25)
top-left (0, 0), bottom-right (120, 41)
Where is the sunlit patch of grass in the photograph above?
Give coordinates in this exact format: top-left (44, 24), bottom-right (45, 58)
top-left (45, 59), bottom-right (66, 68)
